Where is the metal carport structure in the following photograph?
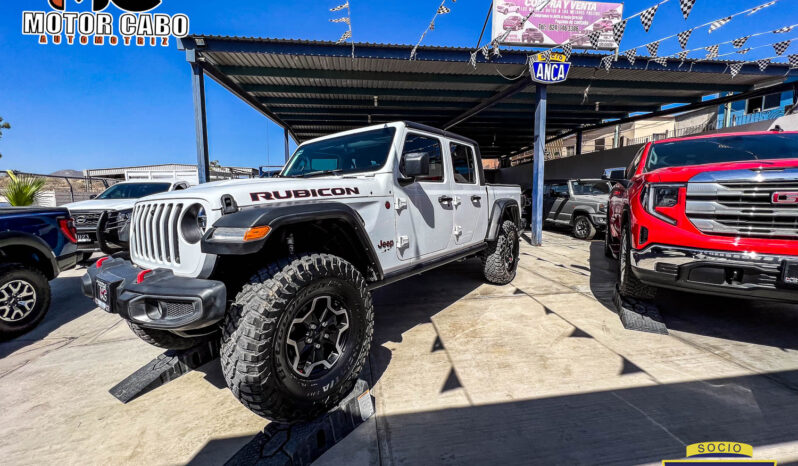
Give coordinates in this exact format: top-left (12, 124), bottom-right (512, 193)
top-left (176, 35), bottom-right (798, 243)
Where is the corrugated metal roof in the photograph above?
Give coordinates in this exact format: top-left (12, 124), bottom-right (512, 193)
top-left (187, 36), bottom-right (797, 157)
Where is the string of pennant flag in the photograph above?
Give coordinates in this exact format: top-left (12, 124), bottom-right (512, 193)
top-left (329, 1), bottom-right (354, 58)
top-left (410, 0), bottom-right (456, 60)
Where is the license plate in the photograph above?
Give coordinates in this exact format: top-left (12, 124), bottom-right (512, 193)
top-left (77, 234), bottom-right (92, 243)
top-left (95, 278), bottom-right (111, 311)
top-left (781, 261), bottom-right (798, 288)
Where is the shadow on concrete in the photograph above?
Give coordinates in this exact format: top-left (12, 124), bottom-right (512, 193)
top-left (368, 258), bottom-right (486, 387)
top-left (586, 241), bottom-right (798, 352)
top-left (187, 435), bottom-right (255, 466)
top-left (587, 241), bottom-right (618, 311)
top-left (370, 370), bottom-right (798, 464)
top-left (0, 275), bottom-right (97, 359)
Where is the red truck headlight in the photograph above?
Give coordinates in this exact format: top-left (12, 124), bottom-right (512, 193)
top-left (643, 183), bottom-right (684, 225)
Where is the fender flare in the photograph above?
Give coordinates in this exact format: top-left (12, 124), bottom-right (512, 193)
top-left (0, 232), bottom-right (59, 279)
top-left (201, 202), bottom-right (384, 280)
top-left (486, 199), bottom-right (521, 241)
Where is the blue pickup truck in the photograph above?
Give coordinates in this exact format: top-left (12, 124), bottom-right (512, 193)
top-left (0, 207), bottom-right (78, 339)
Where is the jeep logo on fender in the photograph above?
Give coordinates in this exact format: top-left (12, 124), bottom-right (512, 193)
top-left (250, 187), bottom-right (360, 202)
top-left (772, 192), bottom-right (798, 204)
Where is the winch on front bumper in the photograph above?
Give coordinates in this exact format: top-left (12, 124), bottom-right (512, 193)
top-left (81, 257), bottom-right (227, 331)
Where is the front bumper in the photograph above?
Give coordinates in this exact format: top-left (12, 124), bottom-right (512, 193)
top-left (631, 244), bottom-right (798, 303)
top-left (81, 258), bottom-right (226, 331)
top-left (590, 214), bottom-right (607, 230)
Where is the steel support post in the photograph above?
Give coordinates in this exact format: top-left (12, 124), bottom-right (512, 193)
top-left (191, 62), bottom-right (210, 183)
top-left (575, 130), bottom-right (583, 155)
top-left (531, 83), bottom-right (547, 246)
top-left (284, 127), bottom-right (290, 162)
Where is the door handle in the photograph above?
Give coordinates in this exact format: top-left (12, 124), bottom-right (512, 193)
top-left (438, 195), bottom-right (453, 204)
top-left (471, 195), bottom-right (482, 202)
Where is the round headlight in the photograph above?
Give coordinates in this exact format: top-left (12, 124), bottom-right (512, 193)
top-left (180, 204), bottom-right (207, 244)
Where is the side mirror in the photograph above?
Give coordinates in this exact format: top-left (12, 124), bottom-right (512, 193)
top-left (89, 194), bottom-right (97, 199)
top-left (400, 152), bottom-right (430, 179)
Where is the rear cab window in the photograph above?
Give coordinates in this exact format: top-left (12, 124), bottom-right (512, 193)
top-left (449, 142), bottom-right (477, 184)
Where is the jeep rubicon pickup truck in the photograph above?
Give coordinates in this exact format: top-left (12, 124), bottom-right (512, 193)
top-left (82, 122), bottom-right (522, 421)
top-left (606, 131), bottom-right (798, 302)
top-left (1, 207), bottom-right (78, 339)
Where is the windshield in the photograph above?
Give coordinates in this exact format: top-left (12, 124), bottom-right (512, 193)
top-left (646, 133), bottom-right (798, 171)
top-left (96, 182), bottom-right (171, 199)
top-left (570, 180), bottom-right (610, 195)
top-left (282, 127), bottom-right (397, 177)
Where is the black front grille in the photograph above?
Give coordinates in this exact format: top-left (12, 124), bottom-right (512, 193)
top-left (164, 302), bottom-right (195, 319)
top-left (73, 210), bottom-right (104, 229)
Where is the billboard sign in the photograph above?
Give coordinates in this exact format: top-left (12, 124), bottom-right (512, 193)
top-left (530, 52), bottom-right (571, 84)
top-left (492, 0), bottom-right (624, 50)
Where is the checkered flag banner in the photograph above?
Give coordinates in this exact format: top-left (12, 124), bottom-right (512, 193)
top-left (613, 20), bottom-right (627, 45)
top-left (492, 43), bottom-right (501, 57)
top-left (729, 62), bottom-right (744, 77)
top-left (625, 48), bottom-right (637, 65)
top-left (789, 54), bottom-right (798, 68)
top-left (732, 36), bottom-right (750, 48)
top-left (677, 28), bottom-right (693, 49)
top-left (588, 30), bottom-right (602, 49)
top-left (748, 1), bottom-right (776, 15)
top-left (336, 29), bottom-right (351, 43)
top-left (709, 16), bottom-right (731, 33)
top-left (639, 4), bottom-right (659, 33)
top-left (646, 41), bottom-right (660, 57)
top-left (468, 51), bottom-right (477, 69)
top-left (705, 44), bottom-right (719, 59)
top-left (562, 42), bottom-right (572, 60)
top-left (737, 47), bottom-right (751, 55)
top-left (774, 40), bottom-right (791, 56)
top-left (676, 50), bottom-right (689, 65)
top-left (330, 2), bottom-right (348, 12)
top-left (437, 5), bottom-right (450, 14)
top-left (679, 0), bottom-right (696, 20)
top-left (601, 55), bottom-right (614, 71)
top-left (481, 45), bottom-right (490, 59)
top-left (540, 49), bottom-right (552, 62)
top-left (330, 17), bottom-right (350, 24)
top-left (429, 20), bottom-right (435, 31)
top-left (757, 58), bottom-right (771, 71)
top-left (651, 56), bottom-right (668, 66)
top-left (774, 26), bottom-right (795, 34)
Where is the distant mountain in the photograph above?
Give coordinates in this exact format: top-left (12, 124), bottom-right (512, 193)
top-left (49, 169), bottom-right (83, 177)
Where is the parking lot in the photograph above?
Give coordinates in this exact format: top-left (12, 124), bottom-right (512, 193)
top-left (3, 230), bottom-right (798, 465)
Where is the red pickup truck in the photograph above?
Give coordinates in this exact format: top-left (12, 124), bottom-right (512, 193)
top-left (605, 131), bottom-right (798, 302)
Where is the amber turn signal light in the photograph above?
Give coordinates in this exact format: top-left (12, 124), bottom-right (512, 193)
top-left (243, 226), bottom-right (271, 241)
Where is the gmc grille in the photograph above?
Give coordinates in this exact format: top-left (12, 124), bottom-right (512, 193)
top-left (686, 179), bottom-right (798, 238)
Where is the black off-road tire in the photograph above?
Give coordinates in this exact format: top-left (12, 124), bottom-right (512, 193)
top-left (573, 215), bottom-right (597, 240)
top-left (220, 254), bottom-right (374, 422)
top-left (0, 264), bottom-right (51, 341)
top-left (618, 225), bottom-right (658, 300)
top-left (482, 220), bottom-right (520, 285)
top-left (127, 321), bottom-right (214, 350)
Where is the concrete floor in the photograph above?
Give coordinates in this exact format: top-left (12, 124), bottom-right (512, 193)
top-left (3, 230), bottom-right (798, 465)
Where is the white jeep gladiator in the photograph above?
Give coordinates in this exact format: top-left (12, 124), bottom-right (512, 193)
top-left (82, 122), bottom-right (522, 421)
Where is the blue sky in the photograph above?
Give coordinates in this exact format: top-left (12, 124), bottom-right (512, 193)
top-left (0, 0), bottom-right (792, 173)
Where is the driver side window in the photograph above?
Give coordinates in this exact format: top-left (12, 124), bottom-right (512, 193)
top-left (626, 147), bottom-right (645, 179)
top-left (402, 133), bottom-right (443, 182)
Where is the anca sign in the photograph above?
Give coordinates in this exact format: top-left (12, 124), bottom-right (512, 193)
top-left (530, 52), bottom-right (571, 84)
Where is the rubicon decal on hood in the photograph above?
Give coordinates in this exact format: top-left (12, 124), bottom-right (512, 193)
top-left (250, 187), bottom-right (360, 202)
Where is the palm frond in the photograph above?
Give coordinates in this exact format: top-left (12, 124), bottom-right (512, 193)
top-left (2, 171), bottom-right (46, 206)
